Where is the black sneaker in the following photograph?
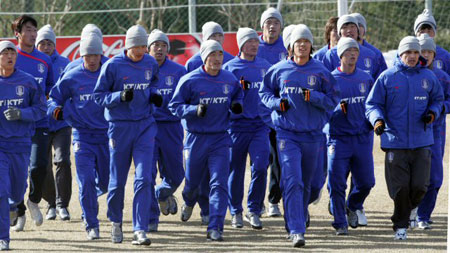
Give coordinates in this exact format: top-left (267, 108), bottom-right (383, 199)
top-left (207, 230), bottom-right (223, 242)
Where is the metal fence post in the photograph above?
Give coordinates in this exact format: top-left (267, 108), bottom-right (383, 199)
top-left (189, 0), bottom-right (196, 34)
top-left (338, 0), bottom-right (348, 17)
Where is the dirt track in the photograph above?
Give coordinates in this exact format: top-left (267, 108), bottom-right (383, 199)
top-left (9, 120), bottom-right (448, 252)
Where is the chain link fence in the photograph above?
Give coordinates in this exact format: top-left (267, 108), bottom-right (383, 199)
top-left (0, 0), bottom-right (448, 50)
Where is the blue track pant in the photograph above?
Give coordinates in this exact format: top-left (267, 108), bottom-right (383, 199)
top-left (228, 127), bottom-right (270, 215)
top-left (183, 132), bottom-right (231, 232)
top-left (327, 134), bottom-right (375, 229)
top-left (74, 137), bottom-right (109, 230)
top-left (0, 150), bottom-right (29, 241)
top-left (278, 131), bottom-right (319, 235)
top-left (309, 134), bottom-right (327, 204)
top-left (107, 119), bottom-right (157, 232)
top-left (417, 129), bottom-right (443, 222)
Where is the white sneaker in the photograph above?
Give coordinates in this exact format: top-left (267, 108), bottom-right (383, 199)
top-left (418, 221), bottom-right (432, 230)
top-left (0, 240), bottom-right (9, 251)
top-left (231, 213), bottom-right (243, 228)
top-left (132, 230), bottom-right (151, 245)
top-left (11, 215), bottom-right (26, 231)
top-left (291, 233), bottom-right (305, 248)
top-left (26, 199), bottom-right (43, 226)
top-left (9, 211), bottom-right (18, 226)
top-left (346, 208), bottom-right (358, 229)
top-left (167, 195), bottom-right (178, 215)
top-left (244, 212), bottom-right (262, 229)
top-left (201, 215), bottom-right (209, 226)
top-left (87, 227), bottom-right (100, 240)
top-left (46, 207), bottom-right (56, 220)
top-left (158, 199), bottom-right (169, 216)
top-left (57, 207), bottom-right (70, 221)
top-left (409, 207), bottom-right (418, 229)
top-left (111, 222), bottom-right (123, 243)
top-left (180, 204), bottom-right (193, 222)
top-left (356, 209), bottom-right (367, 226)
top-left (267, 203), bottom-right (282, 217)
top-left (394, 228), bottom-right (407, 240)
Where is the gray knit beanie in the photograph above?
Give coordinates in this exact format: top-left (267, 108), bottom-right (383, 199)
top-left (337, 37), bottom-right (359, 58)
top-left (202, 22), bottom-right (224, 41)
top-left (147, 29), bottom-right (170, 51)
top-left (125, 25), bottom-right (148, 49)
top-left (398, 36), bottom-right (420, 56)
top-left (80, 35), bottom-right (103, 56)
top-left (290, 24), bottom-right (313, 48)
top-left (414, 9), bottom-right (436, 35)
top-left (81, 24), bottom-right (102, 40)
top-left (350, 13), bottom-right (367, 32)
top-left (337, 15), bottom-right (359, 36)
top-left (0, 41), bottom-right (17, 53)
top-left (282, 24), bottom-right (296, 50)
top-left (418, 33), bottom-right (436, 53)
top-left (36, 24), bottom-right (56, 47)
top-left (236, 27), bottom-right (259, 51)
top-left (200, 40), bottom-right (223, 63)
top-left (260, 7), bottom-right (283, 28)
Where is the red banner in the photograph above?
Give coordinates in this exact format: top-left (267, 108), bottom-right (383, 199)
top-left (4, 33), bottom-right (240, 66)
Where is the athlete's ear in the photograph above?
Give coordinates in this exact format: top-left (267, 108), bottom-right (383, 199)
top-left (14, 31), bottom-right (21, 40)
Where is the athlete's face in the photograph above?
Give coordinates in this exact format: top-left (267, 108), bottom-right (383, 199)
top-left (127, 45), bottom-right (147, 62)
top-left (417, 26), bottom-right (435, 38)
top-left (16, 22), bottom-right (37, 48)
top-left (0, 49), bottom-right (17, 72)
top-left (205, 50), bottom-right (223, 73)
top-left (208, 33), bottom-right (224, 45)
top-left (421, 49), bottom-right (435, 67)
top-left (340, 23), bottom-right (358, 41)
top-left (83, 54), bottom-right (101, 72)
top-left (149, 41), bottom-right (168, 63)
top-left (263, 18), bottom-right (281, 41)
top-left (293, 39), bottom-right (312, 59)
top-left (330, 28), bottom-right (339, 47)
top-left (37, 39), bottom-right (55, 56)
top-left (241, 38), bottom-right (259, 58)
top-left (358, 24), bottom-right (365, 38)
top-left (401, 50), bottom-right (420, 67)
top-left (341, 47), bottom-right (359, 66)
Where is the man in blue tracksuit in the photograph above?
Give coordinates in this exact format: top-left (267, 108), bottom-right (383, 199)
top-left (11, 15), bottom-right (54, 231)
top-left (35, 24), bottom-right (73, 221)
top-left (185, 22), bottom-right (234, 73)
top-left (326, 37), bottom-right (375, 235)
top-left (416, 34), bottom-right (450, 230)
top-left (366, 36), bottom-right (443, 240)
top-left (48, 35), bottom-right (109, 240)
top-left (147, 29), bottom-right (186, 231)
top-left (223, 28), bottom-right (271, 230)
top-left (259, 25), bottom-right (339, 247)
top-left (322, 15), bottom-right (382, 81)
top-left (169, 40), bottom-right (243, 241)
top-left (93, 25), bottom-right (163, 246)
top-left (258, 7), bottom-right (287, 217)
top-left (313, 16), bottom-right (339, 62)
top-left (0, 41), bottom-right (46, 251)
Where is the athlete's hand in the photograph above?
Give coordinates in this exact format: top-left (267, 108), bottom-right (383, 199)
top-left (52, 106), bottom-right (64, 121)
top-left (197, 104), bottom-right (207, 117)
top-left (280, 98), bottom-right (290, 112)
top-left (120, 89), bottom-right (133, 102)
top-left (150, 93), bottom-right (163, 107)
top-left (302, 88), bottom-right (310, 102)
top-left (374, 119), bottom-right (385, 136)
top-left (340, 100), bottom-right (348, 115)
top-left (240, 77), bottom-right (251, 90)
top-left (4, 107), bottom-right (22, 121)
top-left (230, 102), bottom-right (243, 114)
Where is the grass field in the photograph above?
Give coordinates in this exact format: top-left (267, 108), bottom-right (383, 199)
top-left (9, 120), bottom-right (449, 252)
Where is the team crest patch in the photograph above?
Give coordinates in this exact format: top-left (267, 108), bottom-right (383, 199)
top-left (364, 58), bottom-right (371, 68)
top-left (16, 85), bottom-right (24, 96)
top-left (261, 69), bottom-right (266, 78)
top-left (37, 63), bottom-right (45, 74)
top-left (421, 79), bottom-right (429, 89)
top-left (165, 76), bottom-right (174, 86)
top-left (145, 70), bottom-right (152, 80)
top-left (436, 60), bottom-right (443, 70)
top-left (278, 139), bottom-right (286, 151)
top-left (223, 84), bottom-right (230, 94)
top-left (307, 75), bottom-right (317, 86)
top-left (359, 83), bottom-right (366, 94)
top-left (73, 141), bottom-right (81, 153)
top-left (109, 139), bottom-right (116, 149)
top-left (388, 152), bottom-right (394, 163)
top-left (328, 145), bottom-right (335, 155)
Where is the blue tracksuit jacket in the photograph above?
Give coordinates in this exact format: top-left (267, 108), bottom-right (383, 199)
top-left (257, 35), bottom-right (287, 65)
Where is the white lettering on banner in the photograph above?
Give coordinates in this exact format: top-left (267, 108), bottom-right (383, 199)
top-left (0, 98), bottom-right (24, 107)
top-left (123, 83), bottom-right (150, 90)
top-left (34, 77), bottom-right (44, 84)
top-left (199, 97), bottom-right (228, 104)
top-left (341, 96), bottom-right (366, 104)
top-left (158, 88), bottom-right (173, 95)
top-left (414, 96), bottom-right (427, 100)
top-left (79, 94), bottom-right (94, 101)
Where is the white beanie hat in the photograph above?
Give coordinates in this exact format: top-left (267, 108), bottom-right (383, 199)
top-left (0, 41), bottom-right (17, 53)
top-left (200, 40), bottom-right (223, 63)
top-left (337, 37), bottom-right (359, 58)
top-left (125, 25), bottom-right (148, 50)
top-left (350, 13), bottom-right (367, 32)
top-left (36, 24), bottom-right (56, 47)
top-left (414, 9), bottom-right (436, 35)
top-left (81, 24), bottom-right (102, 40)
top-left (337, 15), bottom-right (359, 36)
top-left (398, 36), bottom-right (420, 56)
top-left (147, 29), bottom-right (170, 51)
top-left (80, 35), bottom-right (103, 56)
top-left (418, 33), bottom-right (436, 53)
top-left (260, 7), bottom-right (283, 28)
top-left (290, 24), bottom-right (313, 48)
top-left (202, 22), bottom-right (224, 42)
top-left (282, 24), bottom-right (296, 50)
top-left (236, 27), bottom-right (259, 51)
